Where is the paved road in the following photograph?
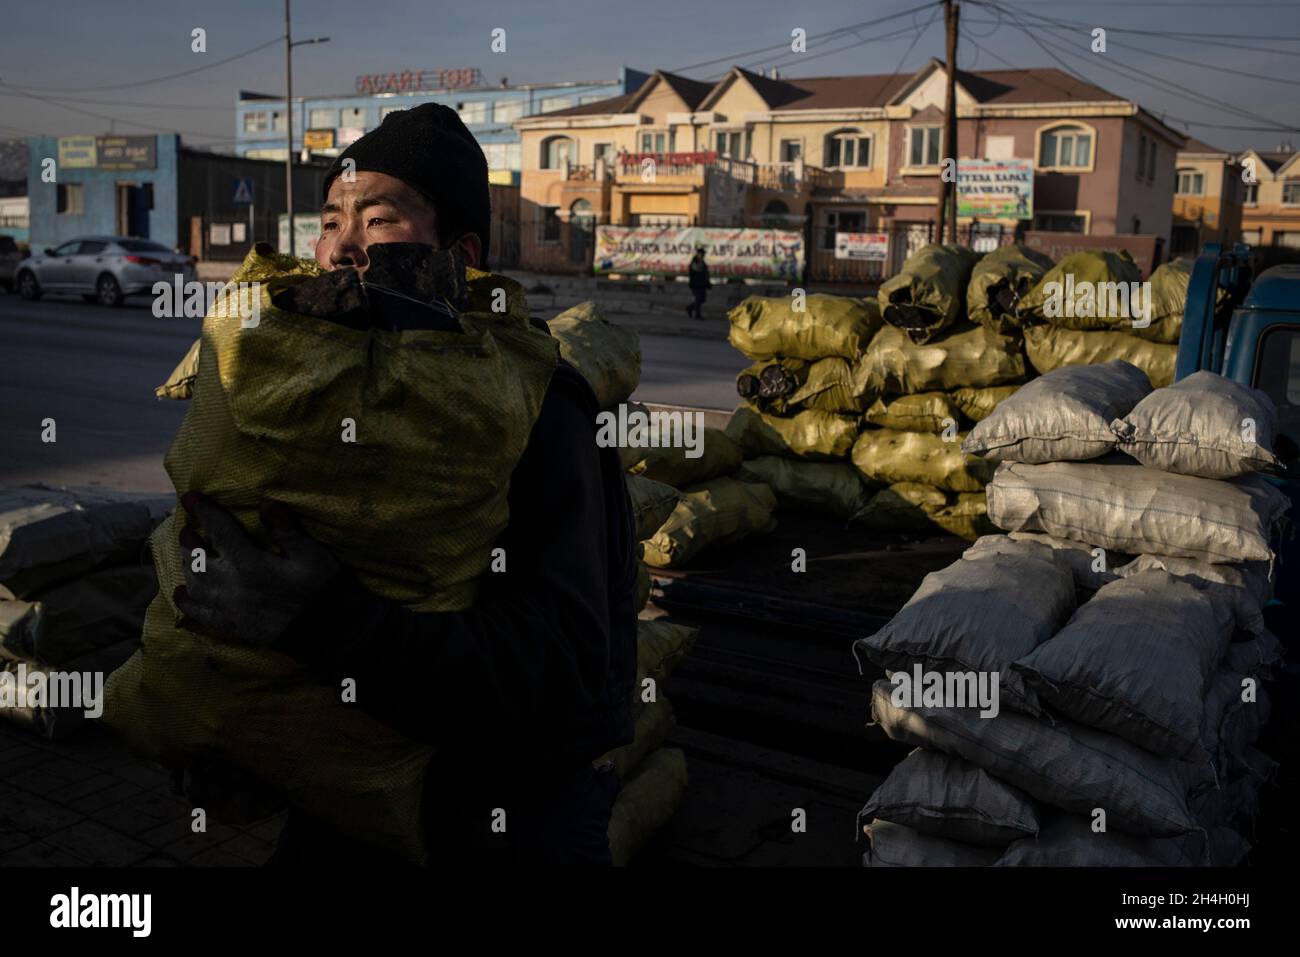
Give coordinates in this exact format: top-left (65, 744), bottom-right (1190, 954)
top-left (0, 292), bottom-right (746, 493)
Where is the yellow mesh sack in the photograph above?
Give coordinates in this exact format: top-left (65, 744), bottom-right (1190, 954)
top-left (102, 244), bottom-right (557, 863)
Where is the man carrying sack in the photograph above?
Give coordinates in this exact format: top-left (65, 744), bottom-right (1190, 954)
top-left (103, 104), bottom-right (639, 867)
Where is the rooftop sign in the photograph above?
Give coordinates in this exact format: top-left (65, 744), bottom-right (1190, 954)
top-left (356, 68), bottom-right (482, 94)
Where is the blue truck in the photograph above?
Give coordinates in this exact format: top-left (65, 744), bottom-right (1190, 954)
top-left (1181, 243), bottom-right (1298, 649)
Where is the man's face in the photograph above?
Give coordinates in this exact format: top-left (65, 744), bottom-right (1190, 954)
top-left (315, 170), bottom-right (444, 275)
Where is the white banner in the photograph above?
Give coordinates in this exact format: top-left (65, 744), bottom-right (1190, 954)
top-left (594, 225), bottom-right (802, 279)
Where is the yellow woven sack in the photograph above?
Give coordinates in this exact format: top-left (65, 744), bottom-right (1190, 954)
top-left (102, 244), bottom-right (557, 863)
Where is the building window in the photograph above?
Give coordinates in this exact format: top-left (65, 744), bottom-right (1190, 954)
top-left (820, 209), bottom-right (866, 250)
top-left (539, 206), bottom-right (561, 243)
top-left (593, 142), bottom-right (613, 165)
top-left (1276, 231), bottom-right (1300, 247)
top-left (825, 130), bottom-right (872, 168)
top-left (1137, 134), bottom-right (1147, 179)
top-left (1147, 140), bottom-right (1157, 181)
top-left (379, 106), bottom-right (404, 120)
top-left (270, 111), bottom-right (287, 132)
top-left (1040, 125), bottom-right (1091, 170)
top-left (243, 111), bottom-right (268, 133)
top-left (641, 130), bottom-right (671, 153)
top-left (760, 199), bottom-right (791, 227)
top-left (56, 183), bottom-right (84, 215)
top-left (341, 107), bottom-right (366, 127)
top-left (539, 95), bottom-right (572, 113)
top-left (494, 99), bottom-right (524, 124)
top-left (1242, 228), bottom-right (1262, 246)
top-left (309, 108), bottom-right (338, 128)
top-left (458, 101), bottom-right (487, 124)
top-left (541, 136), bottom-right (576, 170)
top-left (1244, 183), bottom-right (1259, 206)
top-left (1176, 170), bottom-right (1205, 195)
top-left (715, 130), bottom-right (745, 159)
top-left (1033, 212), bottom-right (1087, 233)
top-left (908, 126), bottom-right (941, 167)
top-left (779, 139), bottom-right (801, 163)
top-left (579, 94), bottom-right (606, 105)
top-left (1283, 182), bottom-right (1300, 205)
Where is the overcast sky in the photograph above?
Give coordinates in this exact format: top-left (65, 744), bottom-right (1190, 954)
top-left (1, 0), bottom-right (1298, 153)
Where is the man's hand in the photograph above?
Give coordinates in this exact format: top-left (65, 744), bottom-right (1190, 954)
top-left (174, 493), bottom-right (342, 649)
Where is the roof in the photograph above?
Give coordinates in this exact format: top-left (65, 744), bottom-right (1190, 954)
top-left (1255, 150), bottom-right (1295, 173)
top-left (535, 60), bottom-right (1136, 120)
top-left (1180, 136), bottom-right (1226, 154)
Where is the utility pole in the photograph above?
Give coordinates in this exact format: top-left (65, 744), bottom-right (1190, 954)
top-left (283, 1), bottom-right (329, 258)
top-left (285, 0), bottom-right (294, 257)
top-left (936, 0), bottom-right (960, 245)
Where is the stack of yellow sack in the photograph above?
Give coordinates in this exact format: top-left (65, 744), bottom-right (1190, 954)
top-left (724, 294), bottom-right (881, 522)
top-left (1016, 250), bottom-right (1180, 387)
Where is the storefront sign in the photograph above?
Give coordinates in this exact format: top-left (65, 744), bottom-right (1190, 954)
top-left (303, 129), bottom-right (335, 150)
top-left (96, 136), bottom-right (156, 170)
top-left (594, 225), bottom-right (803, 279)
top-left (957, 159), bottom-right (1034, 220)
top-left (57, 136), bottom-right (97, 169)
top-left (834, 232), bottom-right (889, 261)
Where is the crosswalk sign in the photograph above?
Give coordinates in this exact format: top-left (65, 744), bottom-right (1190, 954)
top-left (232, 178), bottom-right (254, 205)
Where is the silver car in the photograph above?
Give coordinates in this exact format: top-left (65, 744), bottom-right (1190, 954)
top-left (16, 236), bottom-right (197, 306)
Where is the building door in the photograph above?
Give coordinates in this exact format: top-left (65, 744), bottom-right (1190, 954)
top-left (570, 200), bottom-right (595, 265)
top-left (116, 183), bottom-right (152, 238)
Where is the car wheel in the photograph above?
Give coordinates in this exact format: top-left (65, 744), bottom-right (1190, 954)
top-left (17, 270), bottom-right (40, 300)
top-left (96, 274), bottom-right (124, 307)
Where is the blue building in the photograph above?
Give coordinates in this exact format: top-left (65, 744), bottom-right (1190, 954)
top-left (26, 133), bottom-right (328, 256)
top-left (235, 66), bottom-right (648, 185)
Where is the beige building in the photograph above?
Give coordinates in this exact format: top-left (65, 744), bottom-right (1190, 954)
top-left (1237, 146), bottom-right (1300, 248)
top-left (514, 60), bottom-right (1184, 277)
top-left (1171, 138), bottom-right (1244, 256)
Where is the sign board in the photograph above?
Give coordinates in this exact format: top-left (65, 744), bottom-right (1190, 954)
top-left (356, 67), bottom-right (481, 94)
top-left (1023, 232), bottom-right (1163, 278)
top-left (57, 136), bottom-right (97, 169)
top-left (834, 232), bottom-right (889, 261)
top-left (594, 225), bottom-right (803, 280)
top-left (303, 129), bottom-right (335, 151)
top-left (96, 136), bottom-right (156, 170)
top-left (957, 159), bottom-right (1034, 220)
top-left (277, 213), bottom-right (321, 257)
top-left (232, 178), bottom-right (254, 205)
top-left (209, 223), bottom-right (232, 246)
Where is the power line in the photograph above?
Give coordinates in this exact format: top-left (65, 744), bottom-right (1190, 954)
top-left (965, 0), bottom-right (1300, 41)
top-left (963, 35), bottom-right (1294, 134)
top-left (980, 1), bottom-right (1300, 134)
top-left (2, 37), bottom-right (282, 93)
top-left (0, 89), bottom-right (234, 110)
top-left (0, 81), bottom-right (245, 141)
top-left (671, 2), bottom-right (942, 73)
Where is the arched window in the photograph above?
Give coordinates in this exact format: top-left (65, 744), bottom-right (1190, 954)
top-left (762, 199), bottom-right (790, 216)
top-left (570, 199), bottom-right (594, 220)
top-left (825, 129), bottom-right (872, 168)
top-left (541, 135), bottom-right (576, 170)
top-left (1039, 124), bottom-right (1093, 170)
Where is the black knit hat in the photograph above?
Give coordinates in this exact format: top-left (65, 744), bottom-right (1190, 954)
top-left (323, 103), bottom-right (491, 264)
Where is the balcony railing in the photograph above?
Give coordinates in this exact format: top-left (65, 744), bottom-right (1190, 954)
top-left (609, 151), bottom-right (827, 192)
